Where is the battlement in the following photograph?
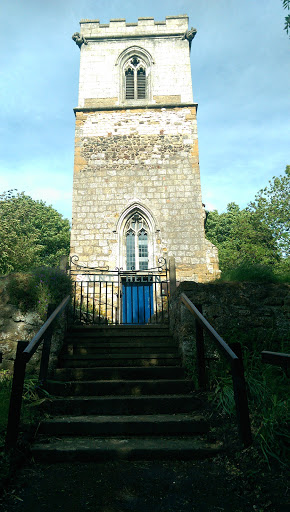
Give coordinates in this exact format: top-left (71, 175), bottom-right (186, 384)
top-left (79, 15), bottom-right (189, 39)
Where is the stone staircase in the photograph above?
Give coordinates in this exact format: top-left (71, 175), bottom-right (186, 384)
top-left (32, 325), bottom-right (223, 461)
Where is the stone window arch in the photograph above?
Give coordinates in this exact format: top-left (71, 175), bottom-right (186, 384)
top-left (116, 204), bottom-right (156, 270)
top-left (124, 56), bottom-right (147, 100)
top-left (125, 212), bottom-right (149, 270)
top-left (116, 46), bottom-right (154, 104)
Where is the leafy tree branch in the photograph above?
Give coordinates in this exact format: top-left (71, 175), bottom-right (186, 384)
top-left (0, 191), bottom-right (70, 275)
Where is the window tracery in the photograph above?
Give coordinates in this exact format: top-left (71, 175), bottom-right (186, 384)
top-left (124, 56), bottom-right (147, 100)
top-left (125, 213), bottom-right (149, 270)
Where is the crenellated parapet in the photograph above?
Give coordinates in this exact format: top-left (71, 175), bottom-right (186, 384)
top-left (76, 15), bottom-right (191, 40)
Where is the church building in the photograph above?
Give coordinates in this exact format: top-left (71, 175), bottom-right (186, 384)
top-left (70, 15), bottom-right (219, 285)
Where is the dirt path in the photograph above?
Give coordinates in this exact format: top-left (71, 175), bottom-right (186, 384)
top-left (0, 452), bottom-right (288, 512)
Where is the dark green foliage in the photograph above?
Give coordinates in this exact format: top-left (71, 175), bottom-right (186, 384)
top-left (206, 203), bottom-right (280, 271)
top-left (7, 267), bottom-right (72, 319)
top-left (0, 190), bottom-right (70, 275)
top-left (248, 167), bottom-right (290, 258)
top-left (0, 372), bottom-right (12, 482)
top-left (0, 371), bottom-right (11, 440)
top-left (205, 168), bottom-right (289, 279)
top-left (282, 0), bottom-right (290, 36)
top-left (208, 323), bottom-right (289, 465)
top-left (220, 263), bottom-right (290, 283)
top-left (0, 371), bottom-right (50, 486)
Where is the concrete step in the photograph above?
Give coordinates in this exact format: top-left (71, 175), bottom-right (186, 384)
top-left (59, 354), bottom-right (181, 368)
top-left (46, 394), bottom-right (202, 416)
top-left (52, 366), bottom-right (186, 381)
top-left (46, 379), bottom-right (194, 397)
top-left (39, 414), bottom-right (209, 436)
top-left (31, 437), bottom-right (224, 462)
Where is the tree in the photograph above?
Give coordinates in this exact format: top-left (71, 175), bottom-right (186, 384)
top-left (247, 167), bottom-right (290, 258)
top-left (0, 190), bottom-right (70, 275)
top-left (205, 202), bottom-right (280, 271)
top-left (282, 0), bottom-right (290, 37)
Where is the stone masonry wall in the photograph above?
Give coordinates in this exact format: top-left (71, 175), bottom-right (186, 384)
top-left (0, 276), bottom-right (67, 374)
top-left (71, 105), bottom-right (219, 282)
top-left (170, 281), bottom-right (290, 369)
top-left (77, 16), bottom-right (193, 107)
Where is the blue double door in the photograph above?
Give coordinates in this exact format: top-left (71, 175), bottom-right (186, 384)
top-left (122, 281), bottom-right (153, 324)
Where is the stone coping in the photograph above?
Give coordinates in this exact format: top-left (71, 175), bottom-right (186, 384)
top-left (80, 15), bottom-right (188, 24)
top-left (73, 103), bottom-right (198, 114)
top-left (81, 32), bottom-right (188, 41)
top-left (77, 15), bottom-right (189, 39)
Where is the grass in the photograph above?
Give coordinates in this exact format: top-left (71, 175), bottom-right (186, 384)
top-left (0, 372), bottom-right (12, 485)
top-left (0, 371), bottom-right (12, 443)
top-left (207, 341), bottom-right (289, 466)
top-left (0, 371), bottom-right (50, 491)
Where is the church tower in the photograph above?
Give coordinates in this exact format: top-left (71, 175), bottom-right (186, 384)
top-left (71, 15), bottom-right (219, 283)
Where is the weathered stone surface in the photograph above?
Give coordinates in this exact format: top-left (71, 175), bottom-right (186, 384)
top-left (77, 16), bottom-right (193, 108)
top-left (70, 16), bottom-right (219, 282)
top-left (71, 107), bottom-right (219, 281)
top-left (0, 276), bottom-right (67, 374)
top-left (170, 282), bottom-right (290, 369)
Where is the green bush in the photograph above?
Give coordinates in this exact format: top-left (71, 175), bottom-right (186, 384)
top-left (219, 263), bottom-right (290, 283)
top-left (7, 267), bottom-right (72, 319)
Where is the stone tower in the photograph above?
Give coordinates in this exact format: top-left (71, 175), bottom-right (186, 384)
top-left (71, 15), bottom-right (219, 282)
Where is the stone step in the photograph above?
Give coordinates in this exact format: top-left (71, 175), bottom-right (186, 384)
top-left (52, 366), bottom-right (186, 381)
top-left (39, 414), bottom-right (209, 436)
top-left (68, 326), bottom-right (171, 338)
top-left (59, 354), bottom-right (181, 368)
top-left (46, 379), bottom-right (194, 397)
top-left (46, 394), bottom-right (202, 416)
top-left (63, 344), bottom-right (178, 355)
top-left (31, 437), bottom-right (224, 462)
top-left (63, 338), bottom-right (176, 347)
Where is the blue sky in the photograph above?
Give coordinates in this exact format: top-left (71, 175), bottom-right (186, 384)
top-left (0, 0), bottom-right (289, 221)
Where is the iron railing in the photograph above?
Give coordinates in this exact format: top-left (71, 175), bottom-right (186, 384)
top-left (69, 255), bottom-right (169, 325)
top-left (5, 295), bottom-right (71, 450)
top-left (180, 292), bottom-right (252, 448)
top-left (261, 350), bottom-right (290, 376)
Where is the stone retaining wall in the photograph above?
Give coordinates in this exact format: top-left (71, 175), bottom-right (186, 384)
top-left (170, 281), bottom-right (290, 370)
top-left (0, 276), bottom-right (67, 374)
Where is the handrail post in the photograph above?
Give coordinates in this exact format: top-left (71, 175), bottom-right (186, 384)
top-left (195, 304), bottom-right (207, 389)
top-left (169, 256), bottom-right (176, 296)
top-left (39, 304), bottom-right (56, 387)
top-left (5, 340), bottom-right (29, 450)
top-left (231, 357), bottom-right (252, 447)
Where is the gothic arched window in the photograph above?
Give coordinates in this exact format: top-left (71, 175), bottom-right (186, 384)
top-left (124, 56), bottom-right (147, 100)
top-left (125, 213), bottom-right (149, 270)
top-left (116, 47), bottom-right (153, 104)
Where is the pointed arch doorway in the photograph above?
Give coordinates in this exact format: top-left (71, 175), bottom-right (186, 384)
top-left (121, 210), bottom-right (154, 324)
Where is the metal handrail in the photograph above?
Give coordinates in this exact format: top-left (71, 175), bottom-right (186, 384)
top-left (180, 292), bottom-right (252, 448)
top-left (261, 350), bottom-right (290, 376)
top-left (22, 295), bottom-right (71, 361)
top-left (181, 293), bottom-right (238, 362)
top-left (5, 295), bottom-right (71, 450)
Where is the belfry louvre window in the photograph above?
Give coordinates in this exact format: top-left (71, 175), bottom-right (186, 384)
top-left (137, 68), bottom-right (146, 99)
top-left (125, 56), bottom-right (146, 100)
top-left (125, 69), bottom-right (134, 99)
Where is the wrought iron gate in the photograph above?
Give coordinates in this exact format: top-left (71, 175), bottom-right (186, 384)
top-left (70, 255), bottom-right (169, 325)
